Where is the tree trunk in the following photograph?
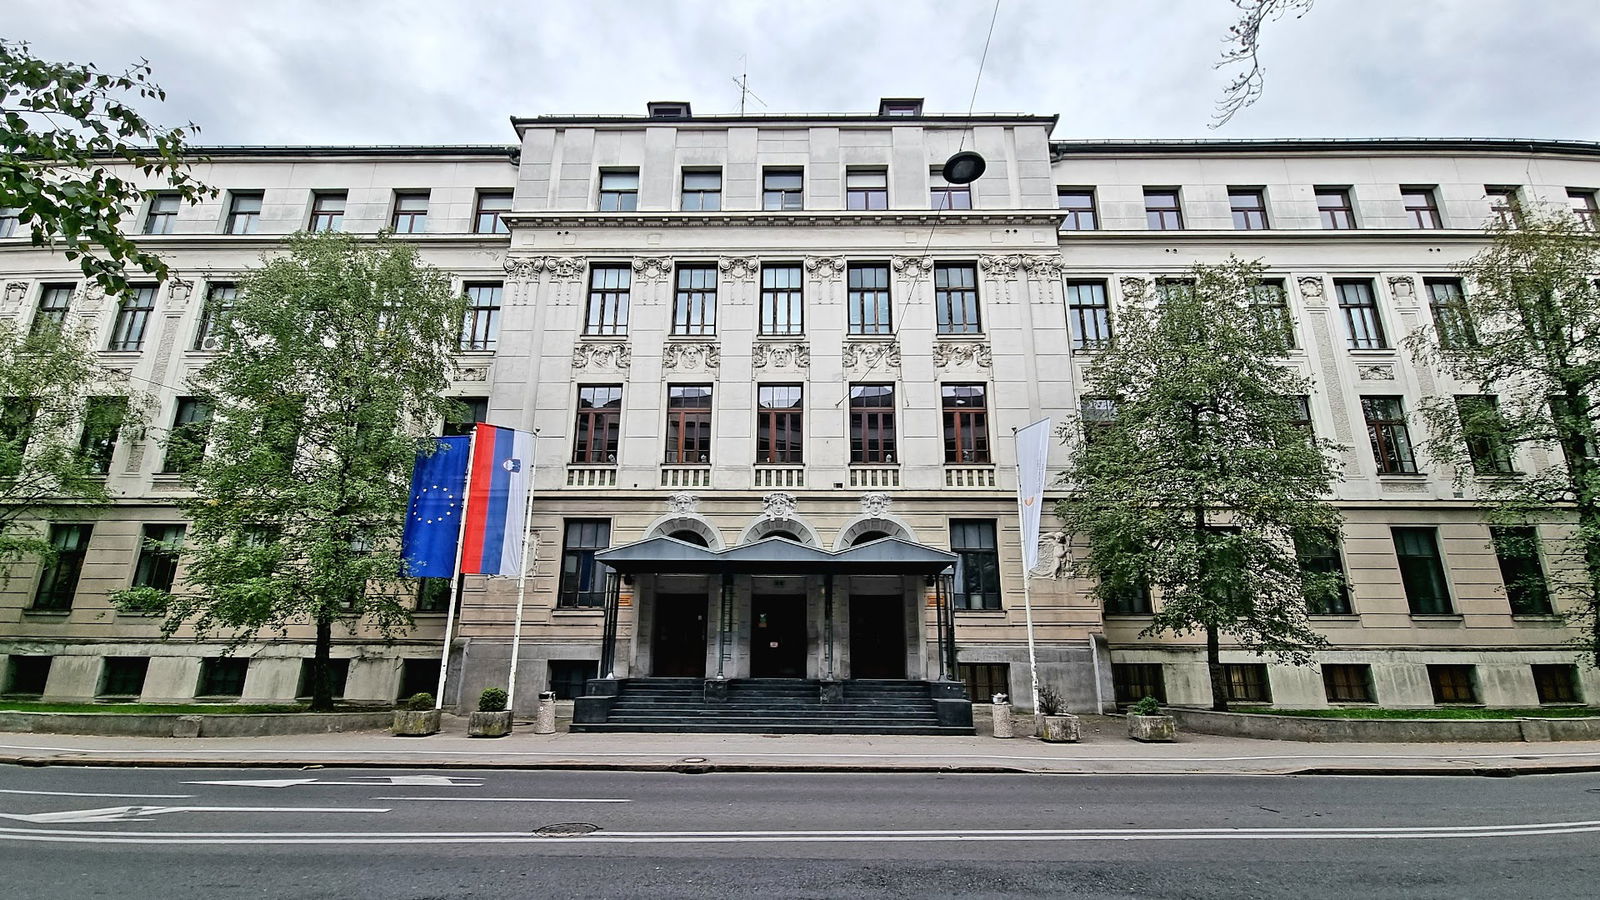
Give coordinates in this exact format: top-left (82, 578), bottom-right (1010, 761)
top-left (310, 617), bottom-right (334, 712)
top-left (1206, 623), bottom-right (1228, 711)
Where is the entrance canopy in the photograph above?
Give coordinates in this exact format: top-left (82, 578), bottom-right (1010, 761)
top-left (595, 535), bottom-right (957, 577)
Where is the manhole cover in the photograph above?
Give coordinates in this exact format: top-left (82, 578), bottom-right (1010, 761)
top-left (534, 823), bottom-right (600, 837)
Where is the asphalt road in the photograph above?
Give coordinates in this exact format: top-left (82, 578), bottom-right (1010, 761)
top-left (1, 765), bottom-right (1596, 899)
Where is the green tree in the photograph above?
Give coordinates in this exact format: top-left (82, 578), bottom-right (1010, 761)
top-left (1, 39), bottom-right (213, 295)
top-left (1406, 210), bottom-right (1600, 665)
top-left (1056, 258), bottom-right (1343, 710)
top-left (111, 232), bottom-right (467, 710)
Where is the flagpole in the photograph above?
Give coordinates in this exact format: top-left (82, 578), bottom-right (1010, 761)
top-left (434, 427), bottom-right (478, 712)
top-left (1012, 424), bottom-right (1044, 721)
top-left (506, 440), bottom-right (537, 715)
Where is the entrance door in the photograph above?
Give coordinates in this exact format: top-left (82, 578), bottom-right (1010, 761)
top-left (849, 594), bottom-right (906, 679)
top-left (750, 594), bottom-right (807, 678)
top-left (652, 593), bottom-right (707, 677)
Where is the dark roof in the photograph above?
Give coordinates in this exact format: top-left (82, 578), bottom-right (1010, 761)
top-left (1050, 137), bottom-right (1600, 160)
top-left (595, 535), bottom-right (956, 576)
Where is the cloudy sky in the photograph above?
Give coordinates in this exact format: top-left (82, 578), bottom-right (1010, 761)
top-left (11, 0), bottom-right (1600, 146)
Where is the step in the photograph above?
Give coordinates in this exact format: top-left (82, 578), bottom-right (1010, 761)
top-left (571, 722), bottom-right (974, 736)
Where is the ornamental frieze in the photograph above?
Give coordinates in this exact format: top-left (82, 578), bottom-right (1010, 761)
top-left (979, 255), bottom-right (1021, 277)
top-left (4, 281), bottom-right (28, 310)
top-left (751, 341), bottom-right (810, 370)
top-left (454, 365), bottom-right (490, 382)
top-left (933, 341), bottom-right (992, 369)
top-left (842, 340), bottom-right (901, 372)
top-left (666, 492), bottom-right (700, 515)
top-left (502, 256), bottom-right (587, 281)
top-left (1118, 276), bottom-right (1149, 300)
top-left (503, 256), bottom-right (545, 280)
top-left (1018, 255), bottom-right (1066, 279)
top-left (804, 256), bottom-right (846, 278)
top-left (859, 491), bottom-right (892, 518)
top-left (891, 256), bottom-right (934, 279)
top-left (762, 491), bottom-right (797, 521)
top-left (1297, 276), bottom-right (1326, 301)
top-left (718, 256), bottom-right (759, 280)
top-left (1387, 275), bottom-right (1416, 300)
top-left (662, 341), bottom-right (721, 372)
top-left (571, 342), bottom-right (632, 371)
top-left (631, 257), bottom-right (672, 282)
top-left (1357, 364), bottom-right (1396, 381)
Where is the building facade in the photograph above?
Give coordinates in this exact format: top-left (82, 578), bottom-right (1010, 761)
top-left (2, 99), bottom-right (1598, 714)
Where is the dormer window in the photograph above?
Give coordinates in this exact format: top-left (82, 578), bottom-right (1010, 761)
top-left (879, 98), bottom-right (924, 117)
top-left (647, 101), bottom-right (692, 119)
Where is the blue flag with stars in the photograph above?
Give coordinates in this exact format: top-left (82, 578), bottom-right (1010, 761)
top-left (401, 436), bottom-right (471, 578)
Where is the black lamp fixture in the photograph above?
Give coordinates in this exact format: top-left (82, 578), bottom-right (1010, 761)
top-left (941, 149), bottom-right (987, 185)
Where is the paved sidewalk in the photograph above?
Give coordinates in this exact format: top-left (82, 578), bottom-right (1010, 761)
top-left (5, 715), bottom-right (1600, 776)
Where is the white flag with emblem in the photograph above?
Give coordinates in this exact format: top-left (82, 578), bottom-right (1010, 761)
top-left (1014, 418), bottom-right (1053, 571)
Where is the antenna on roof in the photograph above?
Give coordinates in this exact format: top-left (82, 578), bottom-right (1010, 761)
top-left (731, 55), bottom-right (766, 115)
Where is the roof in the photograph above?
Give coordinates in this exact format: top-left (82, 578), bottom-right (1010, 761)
top-left (1050, 137), bottom-right (1600, 160)
top-left (511, 111), bottom-right (1057, 137)
top-left (594, 535), bottom-right (957, 577)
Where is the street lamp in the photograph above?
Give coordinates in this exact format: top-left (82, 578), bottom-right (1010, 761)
top-left (940, 149), bottom-right (986, 185)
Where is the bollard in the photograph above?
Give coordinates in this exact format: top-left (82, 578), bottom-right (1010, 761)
top-left (991, 696), bottom-right (1014, 739)
top-left (534, 690), bottom-right (557, 734)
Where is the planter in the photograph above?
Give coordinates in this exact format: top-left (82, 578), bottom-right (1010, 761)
top-left (392, 708), bottom-right (441, 736)
top-left (1128, 714), bottom-right (1177, 743)
top-left (1038, 713), bottom-right (1080, 743)
top-left (991, 702), bottom-right (1015, 739)
top-left (468, 710), bottom-right (513, 738)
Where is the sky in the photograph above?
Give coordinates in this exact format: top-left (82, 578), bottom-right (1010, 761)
top-left (10, 0), bottom-right (1600, 146)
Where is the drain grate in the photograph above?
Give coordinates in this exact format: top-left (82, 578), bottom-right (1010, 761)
top-left (534, 823), bottom-right (600, 837)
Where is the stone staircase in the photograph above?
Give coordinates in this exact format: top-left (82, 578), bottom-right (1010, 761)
top-left (569, 678), bottom-right (975, 735)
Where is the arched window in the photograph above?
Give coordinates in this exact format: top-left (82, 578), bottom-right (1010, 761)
top-left (850, 530), bottom-right (891, 545)
top-left (669, 530), bottom-right (709, 547)
top-left (765, 530), bottom-right (802, 542)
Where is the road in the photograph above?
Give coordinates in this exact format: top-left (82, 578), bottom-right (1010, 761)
top-left (0, 765), bottom-right (1595, 899)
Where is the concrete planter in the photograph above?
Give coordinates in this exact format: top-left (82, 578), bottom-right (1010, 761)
top-left (1167, 707), bottom-right (1600, 743)
top-left (1038, 713), bottom-right (1080, 743)
top-left (991, 702), bottom-right (1015, 738)
top-left (1128, 714), bottom-right (1177, 743)
top-left (391, 708), bottom-right (441, 736)
top-left (468, 710), bottom-right (512, 738)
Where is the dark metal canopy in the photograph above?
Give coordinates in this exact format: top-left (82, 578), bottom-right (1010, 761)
top-left (594, 535), bottom-right (957, 577)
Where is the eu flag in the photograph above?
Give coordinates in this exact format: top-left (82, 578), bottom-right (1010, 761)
top-left (401, 436), bottom-right (471, 577)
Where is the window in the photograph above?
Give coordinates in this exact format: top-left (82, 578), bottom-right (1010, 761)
top-left (879, 98), bottom-right (923, 116)
top-left (1229, 188), bottom-right (1268, 230)
top-left (1143, 189), bottom-right (1183, 230)
top-left (1223, 664), bottom-right (1271, 703)
top-left (583, 265), bottom-right (631, 336)
top-left (931, 169), bottom-right (971, 210)
top-left (1426, 279), bottom-right (1476, 349)
top-left (549, 660), bottom-right (599, 700)
top-left (763, 168), bottom-right (804, 211)
top-left (934, 262), bottom-right (980, 334)
top-left (951, 519), bottom-right (1001, 610)
top-left (1569, 189), bottom-right (1599, 230)
top-left (756, 384), bottom-right (804, 464)
top-left (665, 385), bottom-right (713, 464)
top-left (754, 264), bottom-right (804, 336)
top-left (849, 383), bottom-right (897, 464)
top-left (79, 395), bottom-right (128, 475)
top-left (107, 285), bottom-right (157, 351)
top-left (672, 265), bottom-right (718, 335)
top-left (162, 397), bottom-right (212, 474)
top-left (31, 523), bottom-right (92, 611)
top-left (572, 385), bottom-right (622, 464)
top-left (390, 191), bottom-right (429, 233)
top-left (197, 657), bottom-right (248, 698)
top-left (680, 170), bottom-right (721, 211)
top-left (442, 396), bottom-right (488, 437)
top-left (846, 263), bottom-right (892, 335)
top-left (1533, 665), bottom-right (1581, 704)
top-left (132, 524), bottom-right (185, 592)
top-left (1112, 663), bottom-right (1167, 706)
top-left (143, 193), bottom-right (180, 234)
top-left (1362, 396), bottom-right (1417, 475)
top-left (295, 658), bottom-right (350, 700)
top-left (398, 658), bottom-right (441, 700)
top-left (98, 657), bottom-right (149, 699)
top-left (459, 283), bottom-right (501, 351)
top-left (1491, 526), bottom-right (1552, 616)
top-left (415, 578), bottom-right (453, 613)
top-left (30, 284), bottom-right (74, 335)
top-left (0, 398), bottom-right (34, 478)
top-left (1486, 186), bottom-right (1520, 226)
top-left (1456, 395), bottom-right (1515, 474)
top-left (942, 384), bottom-right (990, 464)
top-left (1393, 527), bottom-right (1452, 615)
top-left (1428, 664), bottom-right (1477, 703)
top-left (1057, 189), bottom-right (1097, 231)
top-left (648, 101), bottom-right (691, 118)
top-left (1067, 281), bottom-right (1111, 351)
top-left (225, 192), bottom-right (262, 234)
top-left (846, 168), bottom-right (888, 210)
top-left (1336, 280), bottom-right (1387, 350)
top-left (558, 519), bottom-right (611, 608)
top-left (0, 206), bottom-right (20, 238)
top-left (1295, 528), bottom-right (1352, 615)
top-left (474, 190), bottom-right (513, 234)
top-left (1322, 664), bottom-right (1374, 703)
top-left (193, 282), bottom-right (236, 351)
top-left (960, 663), bottom-right (1010, 703)
top-left (1548, 395), bottom-right (1596, 465)
top-left (308, 191), bottom-right (345, 232)
top-left (598, 170), bottom-right (639, 212)
top-left (1080, 396), bottom-right (1118, 447)
top-left (1103, 579), bottom-right (1152, 615)
top-left (4, 656), bottom-right (51, 696)
top-left (1316, 188), bottom-right (1356, 229)
top-left (1288, 394), bottom-right (1314, 435)
top-left (1252, 280), bottom-right (1295, 349)
top-left (1402, 187), bottom-right (1442, 229)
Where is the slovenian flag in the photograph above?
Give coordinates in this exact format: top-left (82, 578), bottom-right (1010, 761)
top-left (401, 436), bottom-right (472, 578)
top-left (460, 424), bottom-right (536, 576)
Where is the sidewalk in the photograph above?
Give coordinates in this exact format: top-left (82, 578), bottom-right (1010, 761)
top-left (5, 715), bottom-right (1600, 776)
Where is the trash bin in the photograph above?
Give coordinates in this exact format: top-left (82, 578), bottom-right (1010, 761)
top-left (535, 690), bottom-right (557, 734)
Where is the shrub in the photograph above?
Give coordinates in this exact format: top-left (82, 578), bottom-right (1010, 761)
top-left (1037, 685), bottom-right (1067, 716)
top-left (406, 692), bottom-right (436, 711)
top-left (1129, 696), bottom-right (1163, 716)
top-left (478, 687), bottom-right (508, 713)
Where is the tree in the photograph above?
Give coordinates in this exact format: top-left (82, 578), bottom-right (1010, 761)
top-left (1, 39), bottom-right (213, 296)
top-left (1213, 0), bottom-right (1315, 127)
top-left (111, 232), bottom-right (467, 711)
top-left (1406, 210), bottom-right (1600, 666)
top-left (1056, 258), bottom-right (1344, 710)
top-left (0, 317), bottom-right (144, 573)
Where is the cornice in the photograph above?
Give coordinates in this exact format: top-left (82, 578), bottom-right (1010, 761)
top-left (500, 210), bottom-right (1066, 229)
top-left (1056, 228), bottom-right (1504, 245)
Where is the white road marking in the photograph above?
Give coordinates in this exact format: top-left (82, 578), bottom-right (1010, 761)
top-left (0, 805), bottom-right (390, 824)
top-left (0, 789), bottom-right (193, 799)
top-left (371, 796), bottom-right (632, 803)
top-left (184, 775), bottom-right (484, 788)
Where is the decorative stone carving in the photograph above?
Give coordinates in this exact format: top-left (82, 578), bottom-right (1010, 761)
top-left (544, 256), bottom-right (586, 279)
top-left (1119, 277), bottom-right (1149, 300)
top-left (503, 257), bottom-right (545, 280)
top-left (454, 365), bottom-right (490, 382)
top-left (666, 492), bottom-right (700, 515)
top-left (1357, 364), bottom-right (1396, 381)
top-left (842, 341), bottom-right (901, 372)
top-left (1297, 276), bottom-right (1325, 300)
top-left (751, 342), bottom-right (810, 370)
top-left (762, 491), bottom-right (797, 521)
top-left (860, 492), bottom-right (892, 518)
top-left (571, 342), bottom-right (633, 371)
top-left (933, 341), bottom-right (992, 368)
top-left (979, 255), bottom-right (1021, 276)
top-left (1019, 255), bottom-right (1066, 279)
top-left (102, 368), bottom-right (133, 384)
top-left (662, 342), bottom-right (721, 372)
top-left (1387, 275), bottom-right (1416, 300)
top-left (166, 278), bottom-right (194, 305)
top-left (1031, 531), bottom-right (1071, 580)
top-left (804, 256), bottom-right (846, 278)
top-left (631, 257), bottom-right (672, 282)
top-left (718, 256), bottom-right (759, 280)
top-left (891, 256), bottom-right (934, 279)
top-left (4, 281), bottom-right (27, 309)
